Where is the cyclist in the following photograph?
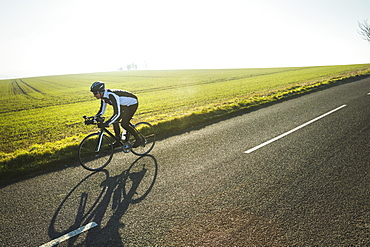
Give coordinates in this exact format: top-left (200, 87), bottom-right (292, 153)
top-left (90, 81), bottom-right (142, 148)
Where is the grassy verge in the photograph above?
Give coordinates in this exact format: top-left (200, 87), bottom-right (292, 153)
top-left (0, 69), bottom-right (369, 185)
top-left (151, 71), bottom-right (370, 134)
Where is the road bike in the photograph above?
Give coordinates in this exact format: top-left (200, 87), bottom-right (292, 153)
top-left (78, 116), bottom-right (156, 171)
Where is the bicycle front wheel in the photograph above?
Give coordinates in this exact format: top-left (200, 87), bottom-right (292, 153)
top-left (131, 122), bottom-right (156, 156)
top-left (78, 133), bottom-right (113, 171)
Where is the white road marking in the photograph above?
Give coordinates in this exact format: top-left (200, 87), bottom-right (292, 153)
top-left (244, 105), bottom-right (347, 154)
top-left (39, 222), bottom-right (98, 247)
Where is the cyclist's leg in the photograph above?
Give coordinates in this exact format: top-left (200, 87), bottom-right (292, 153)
top-left (113, 121), bottom-right (121, 139)
top-left (121, 104), bottom-right (141, 143)
top-left (111, 121), bottom-right (123, 148)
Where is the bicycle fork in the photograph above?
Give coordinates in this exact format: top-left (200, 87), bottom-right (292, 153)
top-left (95, 131), bottom-right (105, 153)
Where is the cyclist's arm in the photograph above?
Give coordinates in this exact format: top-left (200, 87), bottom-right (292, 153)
top-left (96, 99), bottom-right (107, 117)
top-left (106, 93), bottom-right (121, 125)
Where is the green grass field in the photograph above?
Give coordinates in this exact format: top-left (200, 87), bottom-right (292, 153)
top-left (1, 64), bottom-right (370, 181)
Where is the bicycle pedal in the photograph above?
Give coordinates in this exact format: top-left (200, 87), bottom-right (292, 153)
top-left (122, 143), bottom-right (131, 153)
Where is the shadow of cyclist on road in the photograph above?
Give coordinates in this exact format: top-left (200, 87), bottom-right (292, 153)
top-left (48, 155), bottom-right (158, 246)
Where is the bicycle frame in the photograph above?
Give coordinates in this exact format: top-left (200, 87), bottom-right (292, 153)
top-left (94, 122), bottom-right (138, 152)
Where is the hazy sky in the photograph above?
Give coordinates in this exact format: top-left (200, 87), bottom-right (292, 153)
top-left (1, 0), bottom-right (370, 79)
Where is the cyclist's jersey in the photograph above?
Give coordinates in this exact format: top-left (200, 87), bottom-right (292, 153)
top-left (96, 89), bottom-right (138, 125)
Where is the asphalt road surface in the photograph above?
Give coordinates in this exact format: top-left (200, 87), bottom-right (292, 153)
top-left (1, 77), bottom-right (369, 246)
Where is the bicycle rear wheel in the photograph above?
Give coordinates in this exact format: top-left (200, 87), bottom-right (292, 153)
top-left (78, 133), bottom-right (114, 171)
top-left (130, 122), bottom-right (156, 156)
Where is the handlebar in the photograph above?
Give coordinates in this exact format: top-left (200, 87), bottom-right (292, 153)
top-left (82, 115), bottom-right (105, 125)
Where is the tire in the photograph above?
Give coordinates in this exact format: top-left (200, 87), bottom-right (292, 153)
top-left (78, 133), bottom-right (114, 171)
top-left (130, 122), bottom-right (156, 156)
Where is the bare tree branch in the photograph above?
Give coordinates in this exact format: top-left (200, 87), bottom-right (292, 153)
top-left (358, 20), bottom-right (370, 42)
